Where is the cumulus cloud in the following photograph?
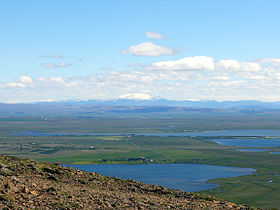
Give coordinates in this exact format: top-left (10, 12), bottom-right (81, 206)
top-left (4, 76), bottom-right (33, 88)
top-left (2, 57), bottom-right (280, 102)
top-left (147, 57), bottom-right (262, 72)
top-left (42, 62), bottom-right (71, 69)
top-left (49, 77), bottom-right (65, 84)
top-left (213, 76), bottom-right (231, 81)
top-left (18, 76), bottom-right (33, 84)
top-left (121, 42), bottom-right (174, 56)
top-left (241, 62), bottom-right (260, 72)
top-left (216, 60), bottom-right (261, 72)
top-left (145, 32), bottom-right (165, 39)
top-left (260, 58), bottom-right (280, 67)
top-left (147, 56), bottom-right (215, 71)
top-left (216, 59), bottom-right (241, 70)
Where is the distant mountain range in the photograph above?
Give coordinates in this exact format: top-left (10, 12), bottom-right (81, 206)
top-left (34, 99), bottom-right (280, 109)
top-left (1, 99), bottom-right (280, 117)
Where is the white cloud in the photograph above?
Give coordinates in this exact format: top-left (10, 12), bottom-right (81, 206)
top-left (3, 56), bottom-right (280, 102)
top-left (216, 59), bottom-right (240, 70)
top-left (18, 76), bottom-right (33, 84)
top-left (145, 32), bottom-right (165, 39)
top-left (147, 57), bottom-right (261, 72)
top-left (42, 62), bottom-right (71, 69)
top-left (260, 58), bottom-right (280, 67)
top-left (248, 75), bottom-right (267, 80)
top-left (147, 56), bottom-right (215, 71)
top-left (213, 76), bottom-right (231, 80)
top-left (241, 62), bottom-right (260, 71)
top-left (4, 76), bottom-right (33, 88)
top-left (50, 77), bottom-right (65, 84)
top-left (121, 42), bottom-right (174, 56)
top-left (4, 82), bottom-right (26, 88)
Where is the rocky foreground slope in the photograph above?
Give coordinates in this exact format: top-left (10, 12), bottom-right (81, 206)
top-left (0, 155), bottom-right (255, 209)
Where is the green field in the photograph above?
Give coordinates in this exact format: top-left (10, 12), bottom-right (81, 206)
top-left (1, 116), bottom-right (280, 209)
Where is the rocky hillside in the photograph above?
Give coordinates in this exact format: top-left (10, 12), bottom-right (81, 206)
top-left (0, 155), bottom-right (255, 209)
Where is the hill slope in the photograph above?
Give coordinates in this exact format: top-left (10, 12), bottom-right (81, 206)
top-left (0, 155), bottom-right (254, 209)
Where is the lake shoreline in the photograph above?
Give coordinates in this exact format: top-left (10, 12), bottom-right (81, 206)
top-left (62, 163), bottom-right (256, 192)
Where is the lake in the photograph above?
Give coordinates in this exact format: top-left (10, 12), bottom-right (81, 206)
top-left (13, 129), bottom-right (280, 137)
top-left (235, 148), bottom-right (271, 152)
top-left (64, 163), bottom-right (255, 192)
top-left (209, 138), bottom-right (280, 147)
top-left (269, 152), bottom-right (280, 154)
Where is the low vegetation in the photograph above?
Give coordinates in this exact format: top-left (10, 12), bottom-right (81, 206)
top-left (0, 116), bottom-right (280, 208)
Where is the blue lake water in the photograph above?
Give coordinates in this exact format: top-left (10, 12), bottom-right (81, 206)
top-left (235, 148), bottom-right (271, 152)
top-left (210, 139), bottom-right (280, 147)
top-left (269, 152), bottom-right (280, 154)
top-left (13, 129), bottom-right (280, 137)
top-left (64, 163), bottom-right (255, 192)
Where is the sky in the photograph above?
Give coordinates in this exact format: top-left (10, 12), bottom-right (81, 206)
top-left (1, 0), bottom-right (280, 103)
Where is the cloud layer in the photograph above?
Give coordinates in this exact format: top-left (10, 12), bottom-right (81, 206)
top-left (122, 42), bottom-right (174, 56)
top-left (1, 56), bottom-right (280, 103)
top-left (147, 56), bottom-right (215, 71)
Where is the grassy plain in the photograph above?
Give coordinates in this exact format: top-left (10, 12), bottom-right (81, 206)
top-left (1, 116), bottom-right (280, 208)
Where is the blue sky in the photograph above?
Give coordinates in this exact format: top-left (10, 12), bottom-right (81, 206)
top-left (1, 0), bottom-right (280, 102)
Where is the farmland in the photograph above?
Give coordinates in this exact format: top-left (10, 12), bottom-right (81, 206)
top-left (1, 115), bottom-right (280, 208)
